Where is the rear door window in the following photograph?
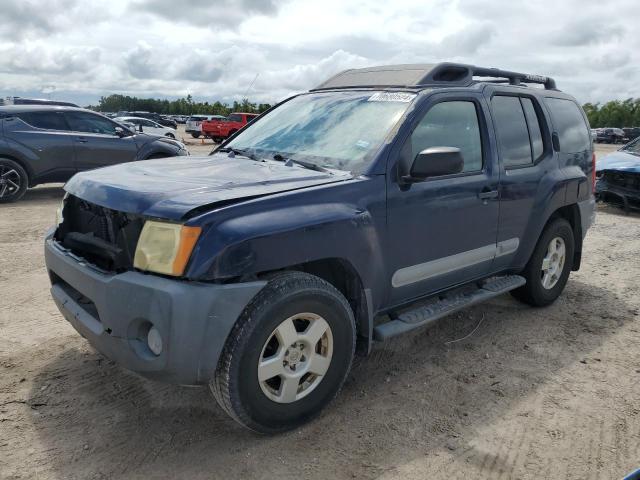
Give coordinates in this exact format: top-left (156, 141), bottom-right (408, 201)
top-left (17, 111), bottom-right (69, 131)
top-left (228, 114), bottom-right (243, 122)
top-left (544, 98), bottom-right (590, 153)
top-left (521, 98), bottom-right (544, 161)
top-left (491, 96), bottom-right (532, 167)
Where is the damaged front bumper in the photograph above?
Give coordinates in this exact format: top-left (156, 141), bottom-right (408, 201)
top-left (45, 232), bottom-right (266, 385)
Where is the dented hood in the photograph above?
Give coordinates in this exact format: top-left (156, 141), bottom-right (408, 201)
top-left (596, 151), bottom-right (640, 173)
top-left (64, 154), bottom-right (352, 220)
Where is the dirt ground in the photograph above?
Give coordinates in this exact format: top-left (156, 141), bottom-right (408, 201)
top-left (1, 142), bottom-right (639, 480)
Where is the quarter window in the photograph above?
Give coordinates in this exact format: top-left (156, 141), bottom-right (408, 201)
top-left (544, 98), bottom-right (590, 153)
top-left (410, 101), bottom-right (483, 173)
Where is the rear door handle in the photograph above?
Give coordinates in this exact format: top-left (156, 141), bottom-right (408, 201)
top-left (478, 189), bottom-right (499, 200)
top-left (76, 137), bottom-right (88, 143)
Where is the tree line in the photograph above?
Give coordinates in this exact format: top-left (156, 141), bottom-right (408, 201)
top-left (90, 94), bottom-right (640, 128)
top-left (582, 99), bottom-right (640, 128)
top-left (90, 94), bottom-right (272, 116)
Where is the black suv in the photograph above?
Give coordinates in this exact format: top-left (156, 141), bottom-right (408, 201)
top-left (596, 128), bottom-right (626, 144)
top-left (46, 63), bottom-right (595, 433)
top-left (0, 106), bottom-right (188, 202)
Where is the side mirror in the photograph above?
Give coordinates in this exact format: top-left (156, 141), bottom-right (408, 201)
top-left (403, 147), bottom-right (464, 182)
top-left (114, 126), bottom-right (127, 138)
top-left (138, 124), bottom-right (143, 133)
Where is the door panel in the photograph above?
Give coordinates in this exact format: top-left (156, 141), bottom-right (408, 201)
top-left (486, 90), bottom-right (553, 272)
top-left (2, 113), bottom-right (76, 182)
top-left (386, 94), bottom-right (500, 306)
top-left (63, 111), bottom-right (139, 170)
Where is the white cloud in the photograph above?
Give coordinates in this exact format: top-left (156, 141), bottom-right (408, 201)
top-left (0, 0), bottom-right (639, 105)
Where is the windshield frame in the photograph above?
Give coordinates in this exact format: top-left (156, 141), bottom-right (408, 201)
top-left (214, 89), bottom-right (419, 176)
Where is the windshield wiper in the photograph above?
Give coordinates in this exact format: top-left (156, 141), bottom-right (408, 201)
top-left (217, 147), bottom-right (257, 160)
top-left (271, 153), bottom-right (330, 173)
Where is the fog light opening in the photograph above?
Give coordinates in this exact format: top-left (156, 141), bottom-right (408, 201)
top-left (147, 326), bottom-right (163, 356)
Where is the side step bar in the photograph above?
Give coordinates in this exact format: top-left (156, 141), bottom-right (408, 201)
top-left (373, 275), bottom-right (526, 341)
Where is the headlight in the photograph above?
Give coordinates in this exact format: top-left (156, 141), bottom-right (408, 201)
top-left (133, 221), bottom-right (201, 276)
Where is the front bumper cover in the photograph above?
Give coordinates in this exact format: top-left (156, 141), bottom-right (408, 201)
top-left (45, 233), bottom-right (265, 385)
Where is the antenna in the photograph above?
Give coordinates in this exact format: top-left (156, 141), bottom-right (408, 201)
top-left (243, 73), bottom-right (259, 99)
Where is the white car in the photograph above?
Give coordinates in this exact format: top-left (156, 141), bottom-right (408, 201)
top-left (115, 116), bottom-right (179, 139)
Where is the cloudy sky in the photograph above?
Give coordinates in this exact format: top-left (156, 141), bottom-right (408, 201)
top-left (1, 0), bottom-right (638, 107)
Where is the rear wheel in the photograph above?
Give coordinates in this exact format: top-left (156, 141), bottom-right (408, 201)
top-left (191, 132), bottom-right (201, 139)
top-left (511, 217), bottom-right (574, 306)
top-left (211, 272), bottom-right (356, 433)
top-left (0, 158), bottom-right (28, 203)
top-left (165, 133), bottom-right (175, 139)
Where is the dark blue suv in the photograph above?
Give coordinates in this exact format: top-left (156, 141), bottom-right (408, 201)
top-left (45, 63), bottom-right (595, 433)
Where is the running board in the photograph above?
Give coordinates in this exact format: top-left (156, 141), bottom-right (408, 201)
top-left (373, 275), bottom-right (526, 341)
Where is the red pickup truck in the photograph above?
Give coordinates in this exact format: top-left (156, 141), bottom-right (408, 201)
top-left (201, 112), bottom-right (259, 142)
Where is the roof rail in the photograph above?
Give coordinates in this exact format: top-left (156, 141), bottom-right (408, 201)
top-left (311, 62), bottom-right (557, 91)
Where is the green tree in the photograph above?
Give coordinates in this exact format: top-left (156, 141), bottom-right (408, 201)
top-left (91, 94), bottom-right (271, 117)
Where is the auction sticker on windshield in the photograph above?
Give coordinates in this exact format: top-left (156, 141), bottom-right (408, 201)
top-left (368, 92), bottom-right (415, 103)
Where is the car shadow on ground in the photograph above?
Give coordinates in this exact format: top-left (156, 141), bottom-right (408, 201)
top-left (24, 279), bottom-right (635, 479)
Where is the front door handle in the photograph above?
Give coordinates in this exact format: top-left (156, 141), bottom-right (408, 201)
top-left (478, 189), bottom-right (499, 200)
top-left (76, 137), bottom-right (88, 143)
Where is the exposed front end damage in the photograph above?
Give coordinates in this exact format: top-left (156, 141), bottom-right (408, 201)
top-left (596, 169), bottom-right (640, 212)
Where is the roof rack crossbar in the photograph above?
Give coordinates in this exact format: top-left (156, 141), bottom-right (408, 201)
top-left (468, 65), bottom-right (556, 90)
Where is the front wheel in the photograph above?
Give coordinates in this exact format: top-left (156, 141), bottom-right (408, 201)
top-left (511, 217), bottom-right (575, 306)
top-left (191, 132), bottom-right (201, 139)
top-left (165, 133), bottom-right (175, 139)
top-left (210, 272), bottom-right (356, 433)
top-left (0, 158), bottom-right (28, 203)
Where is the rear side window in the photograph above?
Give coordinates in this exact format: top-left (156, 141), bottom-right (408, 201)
top-left (410, 101), bottom-right (483, 173)
top-left (17, 111), bottom-right (68, 131)
top-left (492, 96), bottom-right (532, 167)
top-left (228, 114), bottom-right (243, 122)
top-left (544, 98), bottom-right (590, 153)
top-left (521, 98), bottom-right (544, 161)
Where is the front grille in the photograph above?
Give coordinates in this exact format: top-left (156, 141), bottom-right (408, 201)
top-left (55, 195), bottom-right (144, 272)
top-left (603, 170), bottom-right (640, 190)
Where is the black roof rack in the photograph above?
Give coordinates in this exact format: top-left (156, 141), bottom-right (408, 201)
top-left (311, 62), bottom-right (557, 91)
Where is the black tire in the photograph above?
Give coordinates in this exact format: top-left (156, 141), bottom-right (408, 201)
top-left (211, 271), bottom-right (356, 433)
top-left (511, 217), bottom-right (575, 307)
top-left (191, 132), bottom-right (201, 139)
top-left (0, 158), bottom-right (28, 203)
top-left (165, 133), bottom-right (175, 139)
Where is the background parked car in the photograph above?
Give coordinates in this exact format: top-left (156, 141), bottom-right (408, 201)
top-left (128, 111), bottom-right (178, 129)
top-left (596, 128), bottom-right (626, 144)
top-left (622, 127), bottom-right (640, 142)
top-left (0, 105), bottom-right (188, 203)
top-left (185, 114), bottom-right (226, 138)
top-left (115, 116), bottom-right (179, 139)
top-left (201, 112), bottom-right (258, 142)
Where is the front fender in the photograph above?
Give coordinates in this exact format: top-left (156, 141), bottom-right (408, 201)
top-left (137, 138), bottom-right (184, 159)
top-left (185, 177), bottom-right (387, 299)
